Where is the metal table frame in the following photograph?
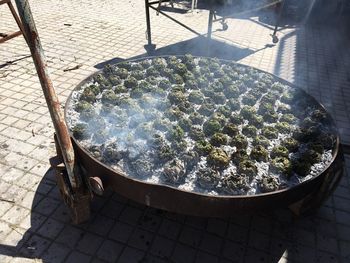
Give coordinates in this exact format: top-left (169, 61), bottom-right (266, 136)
top-left (144, 0), bottom-right (285, 53)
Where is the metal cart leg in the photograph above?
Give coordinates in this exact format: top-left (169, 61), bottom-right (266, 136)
top-left (271, 0), bottom-right (286, 43)
top-left (206, 9), bottom-right (215, 54)
top-left (144, 0), bottom-right (156, 54)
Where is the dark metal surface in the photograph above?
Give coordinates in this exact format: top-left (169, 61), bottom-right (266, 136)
top-left (65, 56), bottom-right (344, 217)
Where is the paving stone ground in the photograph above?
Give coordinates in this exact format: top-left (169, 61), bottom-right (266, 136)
top-left (1, 0), bottom-right (350, 262)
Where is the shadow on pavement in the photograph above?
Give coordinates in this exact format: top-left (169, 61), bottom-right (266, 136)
top-left (95, 36), bottom-right (256, 70)
top-left (0, 164), bottom-right (340, 262)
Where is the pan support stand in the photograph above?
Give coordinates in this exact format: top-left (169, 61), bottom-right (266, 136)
top-left (51, 134), bottom-right (92, 224)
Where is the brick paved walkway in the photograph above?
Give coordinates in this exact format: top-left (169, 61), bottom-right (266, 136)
top-left (1, 0), bottom-right (350, 262)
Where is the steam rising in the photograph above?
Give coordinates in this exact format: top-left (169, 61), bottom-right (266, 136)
top-left (67, 56), bottom-right (336, 196)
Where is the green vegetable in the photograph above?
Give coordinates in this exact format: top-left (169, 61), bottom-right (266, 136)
top-left (207, 148), bottom-right (230, 168)
top-left (250, 145), bottom-right (269, 162)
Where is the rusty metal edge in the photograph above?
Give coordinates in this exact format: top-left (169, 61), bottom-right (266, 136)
top-left (14, 0), bottom-right (80, 190)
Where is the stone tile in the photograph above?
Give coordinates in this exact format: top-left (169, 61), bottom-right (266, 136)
top-left (87, 215), bottom-right (114, 236)
top-left (128, 228), bottom-right (154, 251)
top-left (2, 227), bottom-right (26, 248)
top-left (293, 227), bottom-right (316, 248)
top-left (195, 251), bottom-right (219, 263)
top-left (3, 139), bottom-right (37, 156)
top-left (19, 211), bottom-right (46, 232)
top-left (316, 251), bottom-right (340, 263)
top-left (0, 200), bottom-right (14, 218)
top-left (291, 244), bottom-right (317, 263)
top-left (158, 218), bottom-right (182, 240)
top-left (178, 226), bottom-right (202, 247)
top-left (334, 186), bottom-right (350, 200)
top-left (150, 235), bottom-right (174, 259)
top-left (317, 233), bottom-right (339, 254)
top-left (336, 224), bottom-right (350, 242)
top-left (109, 221), bottom-right (134, 243)
top-left (0, 221), bottom-right (12, 240)
top-left (140, 255), bottom-right (169, 263)
top-left (9, 257), bottom-right (34, 263)
top-left (20, 234), bottom-right (51, 258)
top-left (37, 218), bottom-right (65, 239)
top-left (315, 218), bottom-right (338, 238)
top-left (270, 237), bottom-right (293, 257)
top-left (118, 246), bottom-right (145, 263)
top-left (2, 205), bottom-right (30, 225)
top-left (206, 218), bottom-right (227, 237)
top-left (335, 210), bottom-right (350, 226)
top-left (0, 167), bottom-right (26, 184)
top-left (118, 206), bottom-right (143, 226)
top-left (226, 223), bottom-right (249, 244)
top-left (185, 216), bottom-right (207, 230)
top-left (96, 239), bottom-right (124, 262)
top-left (1, 184), bottom-right (28, 204)
top-left (99, 199), bottom-right (124, 218)
top-left (65, 251), bottom-right (91, 263)
top-left (171, 243), bottom-right (197, 263)
top-left (33, 197), bottom-right (61, 217)
top-left (0, 251), bottom-right (13, 263)
top-left (41, 242), bottom-right (71, 263)
top-left (90, 196), bottom-right (110, 214)
top-left (222, 240), bottom-right (245, 261)
top-left (35, 178), bottom-right (57, 196)
top-left (138, 212), bottom-right (162, 233)
top-left (248, 230), bottom-right (271, 252)
top-left (199, 232), bottom-right (223, 256)
top-left (333, 196), bottom-right (350, 212)
top-left (339, 240), bottom-right (350, 259)
top-left (16, 173), bottom-right (41, 191)
top-left (51, 203), bottom-right (72, 224)
top-left (250, 215), bottom-right (273, 235)
top-left (1, 127), bottom-right (32, 141)
top-left (56, 225), bottom-right (85, 248)
top-left (76, 232), bottom-right (104, 255)
top-left (244, 248), bottom-right (271, 263)
top-left (20, 191), bottom-right (44, 210)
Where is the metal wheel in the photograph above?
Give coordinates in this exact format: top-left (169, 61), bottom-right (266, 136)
top-left (222, 22), bottom-right (228, 31)
top-left (272, 34), bottom-right (279, 43)
top-left (144, 43), bottom-right (156, 54)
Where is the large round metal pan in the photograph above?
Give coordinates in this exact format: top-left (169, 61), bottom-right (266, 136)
top-left (65, 56), bottom-right (344, 216)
